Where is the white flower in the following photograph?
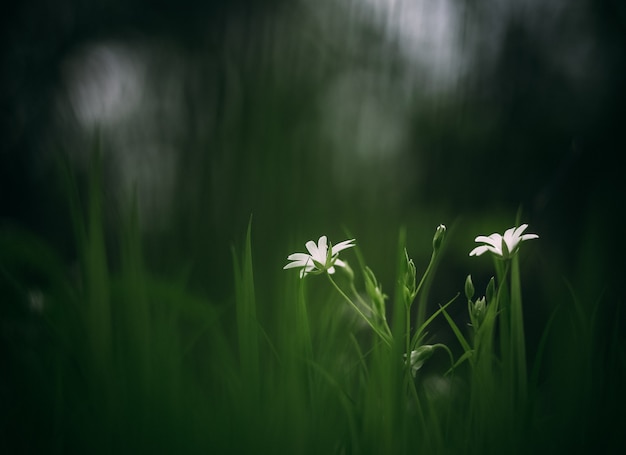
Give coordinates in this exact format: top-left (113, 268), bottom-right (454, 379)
top-left (469, 224), bottom-right (538, 258)
top-left (284, 235), bottom-right (355, 278)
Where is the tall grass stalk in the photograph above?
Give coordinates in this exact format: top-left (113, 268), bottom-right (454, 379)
top-left (231, 217), bottom-right (260, 411)
top-left (63, 149), bottom-right (116, 449)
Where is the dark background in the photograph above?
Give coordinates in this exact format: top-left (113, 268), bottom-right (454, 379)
top-left (1, 0), bottom-right (625, 448)
top-left (3, 0), bottom-right (625, 304)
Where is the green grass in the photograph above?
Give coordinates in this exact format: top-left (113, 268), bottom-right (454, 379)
top-left (1, 162), bottom-right (624, 455)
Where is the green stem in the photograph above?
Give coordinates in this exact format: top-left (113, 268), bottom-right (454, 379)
top-left (349, 281), bottom-right (375, 314)
top-left (413, 249), bottom-right (439, 331)
top-left (406, 304), bottom-right (411, 359)
top-left (349, 281), bottom-right (393, 340)
top-left (327, 274), bottom-right (392, 347)
top-left (415, 250), bottom-right (437, 299)
top-left (509, 254), bottom-right (528, 407)
top-left (432, 343), bottom-right (455, 373)
top-left (494, 260), bottom-right (511, 361)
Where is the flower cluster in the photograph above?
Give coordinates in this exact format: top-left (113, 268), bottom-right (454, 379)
top-left (282, 222), bottom-right (537, 385)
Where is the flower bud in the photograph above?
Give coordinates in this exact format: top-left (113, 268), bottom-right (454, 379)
top-left (464, 274), bottom-right (475, 301)
top-left (364, 266), bottom-right (386, 319)
top-left (472, 296), bottom-right (486, 327)
top-left (405, 345), bottom-right (436, 377)
top-left (432, 224), bottom-right (447, 252)
top-left (403, 249), bottom-right (417, 304)
top-left (486, 276), bottom-right (496, 304)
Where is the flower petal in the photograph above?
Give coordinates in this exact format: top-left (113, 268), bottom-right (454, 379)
top-left (318, 236), bottom-right (328, 252)
top-left (475, 234), bottom-right (501, 249)
top-left (299, 263), bottom-right (317, 278)
top-left (502, 234), bottom-right (518, 254)
top-left (314, 236), bottom-right (328, 262)
top-left (284, 260), bottom-right (310, 269)
top-left (503, 226), bottom-right (517, 239)
top-left (305, 240), bottom-right (318, 258)
top-left (503, 241), bottom-right (514, 256)
top-left (469, 245), bottom-right (490, 256)
top-left (287, 253), bottom-right (312, 262)
top-left (332, 238), bottom-right (356, 255)
top-left (513, 224), bottom-right (529, 237)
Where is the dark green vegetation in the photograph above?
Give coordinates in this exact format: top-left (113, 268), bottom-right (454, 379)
top-left (2, 163), bottom-right (624, 453)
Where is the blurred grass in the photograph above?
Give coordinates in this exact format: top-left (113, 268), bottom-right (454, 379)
top-left (1, 157), bottom-right (625, 455)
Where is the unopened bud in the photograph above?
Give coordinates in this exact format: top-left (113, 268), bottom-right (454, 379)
top-left (464, 274), bottom-right (475, 301)
top-left (469, 296), bottom-right (487, 329)
top-left (432, 224), bottom-right (447, 252)
top-left (404, 249), bottom-right (417, 304)
top-left (486, 276), bottom-right (496, 304)
top-left (405, 345), bottom-right (436, 377)
top-left (364, 266), bottom-right (386, 318)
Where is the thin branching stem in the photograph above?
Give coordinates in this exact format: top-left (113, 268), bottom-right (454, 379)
top-left (327, 273), bottom-right (392, 347)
